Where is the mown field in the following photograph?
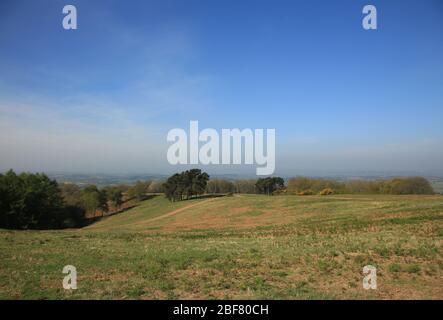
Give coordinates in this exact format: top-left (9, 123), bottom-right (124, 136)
top-left (0, 194), bottom-right (442, 299)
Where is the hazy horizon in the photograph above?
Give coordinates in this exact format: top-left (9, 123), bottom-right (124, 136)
top-left (2, 168), bottom-right (443, 179)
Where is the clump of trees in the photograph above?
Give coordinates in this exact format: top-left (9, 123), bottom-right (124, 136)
top-left (81, 185), bottom-right (108, 216)
top-left (0, 169), bottom-right (137, 229)
top-left (1, 170), bottom-right (68, 229)
top-left (233, 179), bottom-right (258, 194)
top-left (147, 180), bottom-right (165, 193)
top-left (378, 177), bottom-right (434, 195)
top-left (344, 180), bottom-right (380, 194)
top-left (255, 177), bottom-right (285, 195)
top-left (127, 180), bottom-right (151, 200)
top-left (103, 186), bottom-right (124, 208)
top-left (61, 179), bottom-right (157, 219)
top-left (287, 177), bottom-right (347, 194)
top-left (206, 179), bottom-right (235, 194)
top-left (163, 169), bottom-right (209, 201)
top-left (60, 183), bottom-right (110, 218)
top-left (287, 176), bottom-right (434, 195)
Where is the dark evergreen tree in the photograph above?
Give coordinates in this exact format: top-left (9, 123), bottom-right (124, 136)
top-left (163, 169), bottom-right (209, 201)
top-left (255, 177), bottom-right (285, 195)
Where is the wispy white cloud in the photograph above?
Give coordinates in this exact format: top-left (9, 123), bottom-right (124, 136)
top-left (0, 15), bottom-right (219, 173)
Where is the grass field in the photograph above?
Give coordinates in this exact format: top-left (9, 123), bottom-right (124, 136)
top-left (1, 194), bottom-right (442, 299)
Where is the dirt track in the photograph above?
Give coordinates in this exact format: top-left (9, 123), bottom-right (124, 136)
top-left (141, 197), bottom-right (219, 224)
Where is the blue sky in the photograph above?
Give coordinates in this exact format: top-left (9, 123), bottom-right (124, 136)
top-left (0, 0), bottom-right (442, 175)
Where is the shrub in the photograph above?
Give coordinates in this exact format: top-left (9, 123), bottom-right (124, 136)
top-left (319, 188), bottom-right (334, 195)
top-left (388, 263), bottom-right (402, 273)
top-left (273, 188), bottom-right (287, 195)
top-left (406, 264), bottom-right (421, 274)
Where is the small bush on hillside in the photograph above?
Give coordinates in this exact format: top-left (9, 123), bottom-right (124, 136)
top-left (388, 263), bottom-right (402, 273)
top-left (406, 264), bottom-right (421, 274)
top-left (319, 188), bottom-right (334, 195)
top-left (273, 189), bottom-right (287, 195)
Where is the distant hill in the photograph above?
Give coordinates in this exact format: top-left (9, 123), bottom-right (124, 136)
top-left (47, 173), bottom-right (168, 188)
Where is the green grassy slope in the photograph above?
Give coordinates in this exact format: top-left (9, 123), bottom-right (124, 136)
top-left (0, 194), bottom-right (442, 299)
top-left (85, 195), bottom-right (206, 232)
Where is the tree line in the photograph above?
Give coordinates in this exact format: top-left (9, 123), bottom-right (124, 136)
top-left (286, 176), bottom-right (435, 195)
top-left (162, 171), bottom-right (286, 200)
top-left (0, 170), bottom-right (164, 229)
top-left (205, 179), bottom-right (260, 194)
top-left (203, 175), bottom-right (435, 196)
top-left (0, 168), bottom-right (436, 229)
